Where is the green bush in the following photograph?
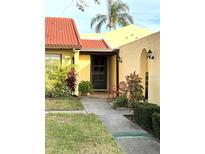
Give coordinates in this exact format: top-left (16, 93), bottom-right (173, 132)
top-left (133, 103), bottom-right (160, 131)
top-left (45, 64), bottom-right (71, 97)
top-left (152, 112), bottom-right (160, 139)
top-left (113, 95), bottom-right (128, 108)
top-left (78, 81), bottom-right (93, 95)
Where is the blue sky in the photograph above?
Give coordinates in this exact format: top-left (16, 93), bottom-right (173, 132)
top-left (46, 0), bottom-right (160, 33)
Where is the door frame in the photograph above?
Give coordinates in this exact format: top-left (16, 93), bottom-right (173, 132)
top-left (91, 55), bottom-right (108, 91)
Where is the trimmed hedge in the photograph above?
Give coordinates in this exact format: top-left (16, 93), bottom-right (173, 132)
top-left (133, 103), bottom-right (160, 131)
top-left (152, 112), bottom-right (160, 139)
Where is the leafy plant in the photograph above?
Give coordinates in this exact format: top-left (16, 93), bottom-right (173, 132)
top-left (65, 68), bottom-right (77, 95)
top-left (113, 95), bottom-right (128, 108)
top-left (45, 63), bottom-right (79, 97)
top-left (45, 64), bottom-right (70, 97)
top-left (125, 71), bottom-right (145, 107)
top-left (78, 81), bottom-right (93, 95)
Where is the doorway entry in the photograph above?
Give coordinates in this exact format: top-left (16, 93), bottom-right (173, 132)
top-left (91, 55), bottom-right (107, 90)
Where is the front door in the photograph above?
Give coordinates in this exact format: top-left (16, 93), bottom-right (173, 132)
top-left (91, 55), bottom-right (107, 90)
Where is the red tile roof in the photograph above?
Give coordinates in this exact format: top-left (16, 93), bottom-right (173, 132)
top-left (81, 39), bottom-right (109, 49)
top-left (45, 17), bottom-right (82, 49)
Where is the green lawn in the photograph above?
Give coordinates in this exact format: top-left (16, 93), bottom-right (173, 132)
top-left (45, 96), bottom-right (84, 111)
top-left (46, 113), bottom-right (123, 154)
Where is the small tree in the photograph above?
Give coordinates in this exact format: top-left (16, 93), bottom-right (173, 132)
top-left (125, 71), bottom-right (144, 107)
top-left (65, 68), bottom-right (77, 95)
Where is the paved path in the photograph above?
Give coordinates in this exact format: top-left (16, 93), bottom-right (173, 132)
top-left (81, 96), bottom-right (160, 154)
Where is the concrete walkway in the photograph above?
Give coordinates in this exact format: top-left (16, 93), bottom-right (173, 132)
top-left (81, 96), bottom-right (160, 154)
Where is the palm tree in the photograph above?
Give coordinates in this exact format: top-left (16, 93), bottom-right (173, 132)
top-left (91, 0), bottom-right (134, 33)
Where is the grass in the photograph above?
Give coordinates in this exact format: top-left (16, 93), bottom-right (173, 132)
top-left (45, 96), bottom-right (84, 111)
top-left (46, 113), bottom-right (123, 154)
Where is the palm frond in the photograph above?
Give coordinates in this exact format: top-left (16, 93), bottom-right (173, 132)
top-left (110, 0), bottom-right (131, 29)
top-left (112, 0), bottom-right (129, 14)
top-left (107, 0), bottom-right (113, 15)
top-left (117, 13), bottom-right (134, 26)
top-left (90, 14), bottom-right (107, 29)
top-left (95, 17), bottom-right (107, 33)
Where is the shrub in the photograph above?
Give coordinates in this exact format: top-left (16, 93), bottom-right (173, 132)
top-left (152, 112), bottom-right (160, 139)
top-left (125, 72), bottom-right (144, 107)
top-left (78, 81), bottom-right (93, 95)
top-left (65, 68), bottom-right (77, 95)
top-left (133, 103), bottom-right (160, 131)
top-left (45, 64), bottom-right (70, 97)
top-left (113, 95), bottom-right (128, 108)
top-left (45, 64), bottom-right (78, 97)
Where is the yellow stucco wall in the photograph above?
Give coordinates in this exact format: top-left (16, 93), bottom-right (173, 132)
top-left (119, 32), bottom-right (160, 105)
top-left (109, 55), bottom-right (116, 89)
top-left (78, 55), bottom-right (91, 82)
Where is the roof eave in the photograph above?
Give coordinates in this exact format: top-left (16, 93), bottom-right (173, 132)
top-left (45, 44), bottom-right (81, 50)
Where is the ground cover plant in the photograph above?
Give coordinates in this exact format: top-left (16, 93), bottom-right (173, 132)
top-left (113, 95), bottom-right (128, 108)
top-left (45, 96), bottom-right (83, 111)
top-left (46, 113), bottom-right (123, 154)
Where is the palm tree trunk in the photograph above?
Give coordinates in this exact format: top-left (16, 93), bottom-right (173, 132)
top-left (108, 26), bottom-right (111, 31)
top-left (108, 21), bottom-right (113, 31)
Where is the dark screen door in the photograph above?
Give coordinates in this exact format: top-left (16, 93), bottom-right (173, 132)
top-left (91, 56), bottom-right (107, 89)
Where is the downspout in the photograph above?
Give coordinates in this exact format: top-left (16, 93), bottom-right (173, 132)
top-left (115, 49), bottom-right (119, 96)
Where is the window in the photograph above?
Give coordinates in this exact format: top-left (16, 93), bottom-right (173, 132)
top-left (45, 54), bottom-right (61, 63)
top-left (45, 54), bottom-right (61, 70)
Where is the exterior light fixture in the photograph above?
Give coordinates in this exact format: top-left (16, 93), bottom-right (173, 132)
top-left (118, 56), bottom-right (123, 63)
top-left (147, 50), bottom-right (155, 60)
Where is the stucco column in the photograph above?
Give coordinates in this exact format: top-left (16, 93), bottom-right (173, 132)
top-left (73, 49), bottom-right (80, 96)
